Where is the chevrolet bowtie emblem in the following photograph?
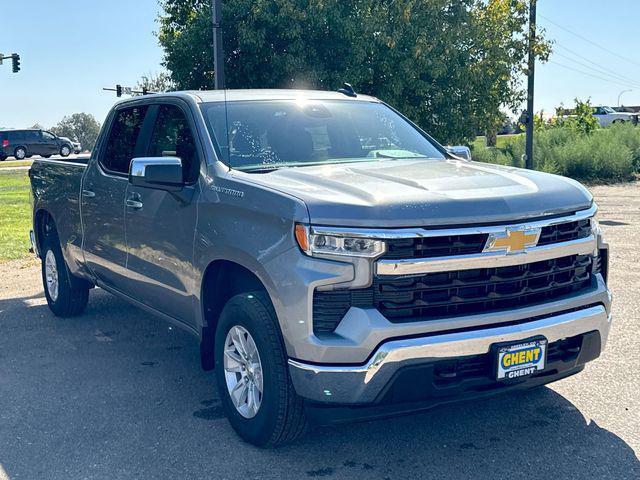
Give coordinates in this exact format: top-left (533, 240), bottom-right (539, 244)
top-left (485, 228), bottom-right (540, 254)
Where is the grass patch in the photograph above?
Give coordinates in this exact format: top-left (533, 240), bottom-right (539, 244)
top-left (0, 169), bottom-right (32, 263)
top-left (0, 160), bottom-right (32, 169)
top-left (472, 134), bottom-right (522, 150)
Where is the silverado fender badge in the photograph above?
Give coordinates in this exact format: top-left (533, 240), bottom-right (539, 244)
top-left (211, 185), bottom-right (245, 198)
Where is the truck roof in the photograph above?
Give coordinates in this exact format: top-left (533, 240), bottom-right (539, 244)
top-left (116, 89), bottom-right (381, 105)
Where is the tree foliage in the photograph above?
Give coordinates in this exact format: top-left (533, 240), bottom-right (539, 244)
top-left (50, 113), bottom-right (101, 151)
top-left (158, 0), bottom-right (549, 143)
top-left (135, 71), bottom-right (176, 94)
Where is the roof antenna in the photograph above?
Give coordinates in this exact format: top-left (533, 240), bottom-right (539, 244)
top-left (337, 83), bottom-right (357, 98)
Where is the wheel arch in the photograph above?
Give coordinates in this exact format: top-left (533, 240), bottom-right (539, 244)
top-left (33, 208), bottom-right (56, 258)
top-left (199, 259), bottom-right (277, 370)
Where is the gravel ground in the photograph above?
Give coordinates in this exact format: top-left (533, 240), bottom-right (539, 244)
top-left (0, 183), bottom-right (638, 479)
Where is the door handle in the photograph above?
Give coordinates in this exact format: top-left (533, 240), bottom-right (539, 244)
top-left (125, 193), bottom-right (143, 210)
top-left (125, 199), bottom-right (143, 209)
top-left (81, 189), bottom-right (95, 198)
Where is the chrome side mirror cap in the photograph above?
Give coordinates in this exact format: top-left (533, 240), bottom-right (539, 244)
top-left (129, 157), bottom-right (184, 191)
top-left (445, 145), bottom-right (472, 160)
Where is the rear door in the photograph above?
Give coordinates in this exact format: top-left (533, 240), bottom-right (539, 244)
top-left (122, 101), bottom-right (201, 324)
top-left (28, 130), bottom-right (47, 156)
top-left (81, 104), bottom-right (150, 287)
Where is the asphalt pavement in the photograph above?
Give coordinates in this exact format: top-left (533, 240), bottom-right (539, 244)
top-left (0, 182), bottom-right (638, 479)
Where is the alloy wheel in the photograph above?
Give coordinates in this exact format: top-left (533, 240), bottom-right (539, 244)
top-left (223, 325), bottom-right (264, 419)
top-left (45, 250), bottom-right (59, 302)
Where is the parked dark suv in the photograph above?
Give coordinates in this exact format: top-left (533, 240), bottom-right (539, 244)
top-left (0, 129), bottom-right (79, 161)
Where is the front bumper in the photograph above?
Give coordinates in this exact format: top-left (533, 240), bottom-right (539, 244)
top-left (289, 304), bottom-right (610, 404)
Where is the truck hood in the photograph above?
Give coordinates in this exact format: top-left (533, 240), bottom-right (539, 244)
top-left (242, 159), bottom-right (593, 227)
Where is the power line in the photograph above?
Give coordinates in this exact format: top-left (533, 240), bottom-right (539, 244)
top-left (540, 14), bottom-right (640, 69)
top-left (552, 50), bottom-right (640, 89)
top-left (548, 60), bottom-right (638, 89)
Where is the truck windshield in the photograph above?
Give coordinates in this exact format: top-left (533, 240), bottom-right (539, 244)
top-left (200, 100), bottom-right (445, 171)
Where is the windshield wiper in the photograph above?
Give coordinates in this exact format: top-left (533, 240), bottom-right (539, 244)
top-left (236, 165), bottom-right (282, 173)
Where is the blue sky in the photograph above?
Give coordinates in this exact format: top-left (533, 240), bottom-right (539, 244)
top-left (1, 0), bottom-right (639, 129)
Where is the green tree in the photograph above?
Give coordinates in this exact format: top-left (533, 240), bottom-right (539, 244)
top-left (158, 0), bottom-right (549, 144)
top-left (50, 113), bottom-right (101, 151)
top-left (135, 71), bottom-right (176, 94)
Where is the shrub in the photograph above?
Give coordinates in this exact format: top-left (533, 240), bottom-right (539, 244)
top-left (471, 122), bottom-right (639, 182)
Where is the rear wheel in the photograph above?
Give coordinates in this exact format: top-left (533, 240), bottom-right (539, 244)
top-left (14, 146), bottom-right (26, 160)
top-left (41, 226), bottom-right (89, 317)
top-left (214, 292), bottom-right (306, 447)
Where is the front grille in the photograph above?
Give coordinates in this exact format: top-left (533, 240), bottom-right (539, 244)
top-left (313, 254), bottom-right (593, 334)
top-left (380, 217), bottom-right (592, 261)
top-left (538, 218), bottom-right (591, 246)
top-left (383, 234), bottom-right (488, 260)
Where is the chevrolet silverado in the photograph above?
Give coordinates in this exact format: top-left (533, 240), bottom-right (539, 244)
top-left (29, 89), bottom-right (611, 447)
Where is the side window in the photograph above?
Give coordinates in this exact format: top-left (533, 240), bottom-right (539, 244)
top-left (148, 104), bottom-right (199, 183)
top-left (42, 131), bottom-right (56, 140)
top-left (102, 105), bottom-right (148, 174)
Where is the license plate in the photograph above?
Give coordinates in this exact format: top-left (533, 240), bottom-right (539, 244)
top-left (496, 339), bottom-right (547, 380)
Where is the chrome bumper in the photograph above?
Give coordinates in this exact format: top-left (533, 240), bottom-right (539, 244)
top-left (289, 304), bottom-right (611, 404)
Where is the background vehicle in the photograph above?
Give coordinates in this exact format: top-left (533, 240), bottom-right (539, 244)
top-left (29, 90), bottom-right (611, 447)
top-left (593, 106), bottom-right (638, 127)
top-left (0, 129), bottom-right (75, 160)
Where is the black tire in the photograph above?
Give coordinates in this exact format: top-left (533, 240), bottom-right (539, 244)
top-left (0, 156), bottom-right (6, 161)
top-left (60, 145), bottom-right (71, 157)
top-left (214, 292), bottom-right (306, 447)
top-left (41, 227), bottom-right (90, 317)
top-left (14, 146), bottom-right (27, 160)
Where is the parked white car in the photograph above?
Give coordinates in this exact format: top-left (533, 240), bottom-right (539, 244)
top-left (593, 106), bottom-right (638, 127)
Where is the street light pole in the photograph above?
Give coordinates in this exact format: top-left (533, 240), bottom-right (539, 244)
top-left (211, 0), bottom-right (225, 89)
top-left (524, 0), bottom-right (537, 170)
top-left (617, 89), bottom-right (632, 107)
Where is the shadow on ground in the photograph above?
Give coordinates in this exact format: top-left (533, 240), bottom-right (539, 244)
top-left (0, 289), bottom-right (638, 479)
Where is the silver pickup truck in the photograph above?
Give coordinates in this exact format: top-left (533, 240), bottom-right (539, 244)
top-left (30, 89), bottom-right (611, 447)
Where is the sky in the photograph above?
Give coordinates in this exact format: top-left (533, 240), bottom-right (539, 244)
top-left (1, 0), bottom-right (639, 129)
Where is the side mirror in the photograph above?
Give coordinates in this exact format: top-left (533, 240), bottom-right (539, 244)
top-left (445, 145), bottom-right (472, 160)
top-left (129, 157), bottom-right (184, 191)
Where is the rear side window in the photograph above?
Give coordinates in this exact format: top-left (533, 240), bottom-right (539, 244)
top-left (102, 106), bottom-right (148, 174)
top-left (148, 104), bottom-right (199, 183)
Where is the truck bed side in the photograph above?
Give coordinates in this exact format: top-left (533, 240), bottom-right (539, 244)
top-left (30, 157), bottom-right (89, 277)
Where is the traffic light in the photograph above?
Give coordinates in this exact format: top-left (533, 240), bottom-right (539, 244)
top-left (11, 53), bottom-right (20, 73)
top-left (116, 84), bottom-right (123, 97)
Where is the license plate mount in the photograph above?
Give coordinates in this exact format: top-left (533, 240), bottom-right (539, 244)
top-left (495, 338), bottom-right (547, 381)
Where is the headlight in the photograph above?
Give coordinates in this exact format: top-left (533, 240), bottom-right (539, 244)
top-left (295, 224), bottom-right (386, 258)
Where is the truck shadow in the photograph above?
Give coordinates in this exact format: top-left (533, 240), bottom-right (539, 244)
top-left (0, 288), bottom-right (638, 480)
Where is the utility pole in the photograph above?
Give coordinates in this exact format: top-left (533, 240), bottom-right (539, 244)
top-left (525, 0), bottom-right (536, 170)
top-left (211, 0), bottom-right (225, 89)
top-left (617, 89), bottom-right (632, 107)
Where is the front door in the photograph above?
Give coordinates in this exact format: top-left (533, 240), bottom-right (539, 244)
top-left (41, 131), bottom-right (60, 156)
top-left (81, 105), bottom-right (150, 288)
top-left (123, 102), bottom-right (201, 324)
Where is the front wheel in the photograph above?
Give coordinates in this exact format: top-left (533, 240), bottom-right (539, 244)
top-left (41, 232), bottom-right (89, 317)
top-left (214, 292), bottom-right (306, 447)
top-left (60, 145), bottom-right (71, 157)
